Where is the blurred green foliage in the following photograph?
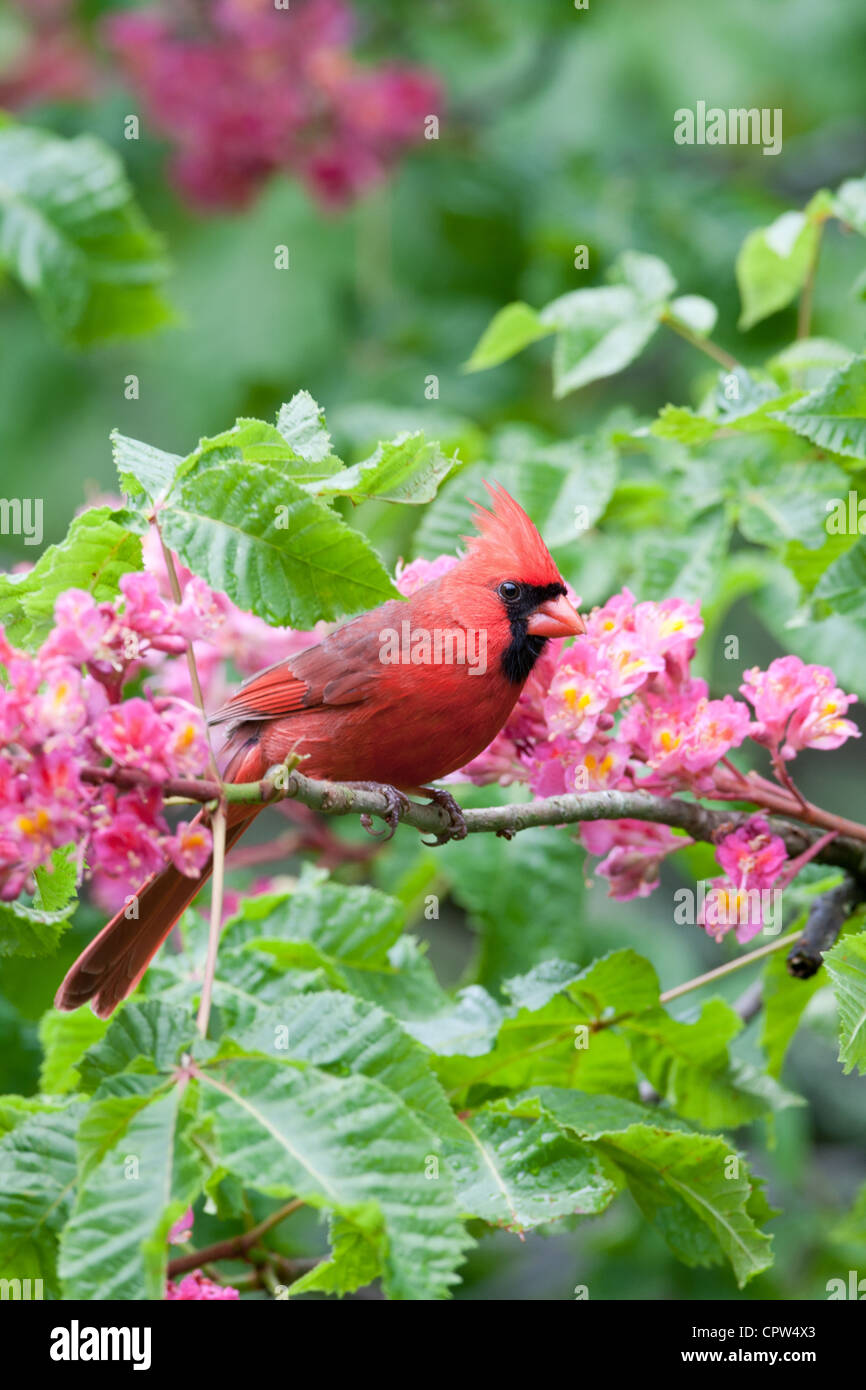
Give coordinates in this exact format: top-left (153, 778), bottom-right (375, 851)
top-left (1, 0), bottom-right (866, 1301)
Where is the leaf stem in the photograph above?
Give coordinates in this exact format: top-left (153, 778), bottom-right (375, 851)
top-left (661, 313), bottom-right (740, 371)
top-left (196, 806), bottom-right (225, 1038)
top-left (658, 929), bottom-right (801, 1005)
top-left (797, 221), bottom-right (825, 340)
top-left (167, 1198), bottom-right (306, 1278)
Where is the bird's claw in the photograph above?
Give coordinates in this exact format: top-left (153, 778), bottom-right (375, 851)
top-left (355, 783), bottom-right (411, 841)
top-left (420, 787), bottom-right (469, 846)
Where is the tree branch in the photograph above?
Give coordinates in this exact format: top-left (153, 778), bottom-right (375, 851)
top-left (786, 875), bottom-right (865, 979)
top-left (167, 1198), bottom-right (305, 1278)
top-left (78, 763), bottom-right (866, 881)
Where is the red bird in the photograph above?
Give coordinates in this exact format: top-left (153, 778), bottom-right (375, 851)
top-left (56, 485), bottom-right (582, 1016)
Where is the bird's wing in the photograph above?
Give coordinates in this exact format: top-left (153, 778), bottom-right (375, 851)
top-left (208, 604), bottom-right (401, 727)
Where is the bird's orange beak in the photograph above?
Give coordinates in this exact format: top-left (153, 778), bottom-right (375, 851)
top-left (526, 593), bottom-right (585, 638)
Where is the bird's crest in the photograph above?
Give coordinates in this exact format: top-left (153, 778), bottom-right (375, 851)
top-left (460, 483), bottom-right (562, 586)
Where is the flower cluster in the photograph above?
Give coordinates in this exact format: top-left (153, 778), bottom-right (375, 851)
top-left (699, 816), bottom-right (789, 945)
top-left (0, 573), bottom-right (215, 909)
top-left (103, 0), bottom-right (441, 210)
top-left (456, 583), bottom-right (859, 929)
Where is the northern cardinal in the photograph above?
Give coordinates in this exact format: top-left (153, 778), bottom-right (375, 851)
top-left (56, 484), bottom-right (582, 1016)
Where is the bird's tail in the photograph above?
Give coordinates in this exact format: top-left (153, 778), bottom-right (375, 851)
top-left (55, 732), bottom-right (266, 1018)
top-left (54, 803), bottom-right (259, 1018)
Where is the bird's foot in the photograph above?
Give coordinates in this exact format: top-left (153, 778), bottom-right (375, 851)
top-left (346, 782), bottom-right (412, 841)
top-left (419, 787), bottom-right (469, 846)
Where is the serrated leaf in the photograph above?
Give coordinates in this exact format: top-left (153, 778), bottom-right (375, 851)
top-left (33, 846), bottom-right (78, 914)
top-left (445, 1107), bottom-right (617, 1229)
top-left (824, 931), bottom-right (866, 1074)
top-left (0, 1102), bottom-right (84, 1294)
top-left (276, 391), bottom-right (335, 463)
top-left (218, 989), bottom-right (464, 1143)
top-left (464, 301), bottom-right (555, 371)
top-left (813, 533), bottom-right (866, 615)
top-left (0, 899), bottom-right (75, 958)
top-left (414, 439), bottom-right (616, 559)
top-left (77, 1001), bottom-right (199, 1093)
top-left (112, 431), bottom-right (182, 503)
top-left (39, 1009), bottom-right (109, 1095)
top-left (0, 122), bottom-right (173, 344)
top-left (649, 405), bottom-right (717, 444)
top-left (0, 507), bottom-right (143, 649)
top-left (308, 432), bottom-right (456, 504)
top-left (771, 355), bottom-right (866, 459)
top-left (159, 455), bottom-right (397, 626)
top-left (59, 1080), bottom-right (204, 1299)
top-left (737, 461), bottom-right (847, 549)
top-left (199, 1056), bottom-right (470, 1299)
top-left (288, 1209), bottom-right (386, 1297)
top-left (528, 1088), bottom-right (773, 1286)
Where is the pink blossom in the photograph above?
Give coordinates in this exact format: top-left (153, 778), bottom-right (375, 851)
top-left (168, 1209), bottom-right (194, 1245)
top-left (164, 821), bottom-right (212, 877)
top-left (621, 680), bottom-right (752, 792)
top-left (95, 698), bottom-right (177, 780)
top-left (581, 820), bottom-right (685, 901)
top-left (716, 816), bottom-right (787, 890)
top-left (741, 656), bottom-right (859, 759)
top-left (528, 736), bottom-right (631, 798)
top-left (698, 877), bottom-right (768, 945)
top-left (165, 1271), bottom-right (239, 1301)
top-left (395, 554), bottom-right (459, 597)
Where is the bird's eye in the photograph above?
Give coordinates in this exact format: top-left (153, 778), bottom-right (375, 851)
top-left (497, 581), bottom-right (521, 602)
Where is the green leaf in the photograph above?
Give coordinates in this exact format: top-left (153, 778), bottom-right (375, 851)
top-left (39, 1010), bottom-right (109, 1095)
top-left (464, 301), bottom-right (555, 371)
top-left (445, 1107), bottom-right (617, 1229)
top-left (626, 998), bottom-right (796, 1129)
top-left (219, 989), bottom-right (464, 1143)
top-left (814, 533), bottom-right (866, 616)
top-left (636, 509), bottom-right (732, 603)
top-left (33, 846), bottom-right (78, 914)
top-left (0, 1102), bottom-right (84, 1294)
top-left (666, 294), bottom-right (718, 337)
top-left (159, 451), bottom-right (397, 626)
top-left (0, 507), bottom-right (143, 649)
top-left (199, 1056), bottom-right (470, 1299)
top-left (833, 176), bottom-right (866, 236)
top-left (0, 121), bottom-right (173, 344)
top-left (59, 1079), bottom-right (204, 1299)
top-left (77, 1001), bottom-right (199, 1093)
top-left (761, 933), bottom-right (825, 1077)
top-left (308, 432), bottom-right (457, 504)
top-left (770, 355), bottom-right (866, 459)
top-left (649, 405), bottom-right (717, 445)
top-left (276, 391), bottom-right (336, 463)
top-left (543, 286), bottom-right (660, 397)
top-left (414, 438), bottom-right (617, 559)
top-left (221, 880), bottom-right (451, 1021)
top-left (737, 461), bottom-right (847, 549)
top-left (288, 1209), bottom-right (386, 1297)
top-left (112, 431), bottom-right (182, 503)
top-left (824, 931), bottom-right (866, 1074)
top-left (736, 210), bottom-right (819, 329)
top-left (0, 899), bottom-right (75, 958)
top-left (527, 1088), bottom-right (773, 1286)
